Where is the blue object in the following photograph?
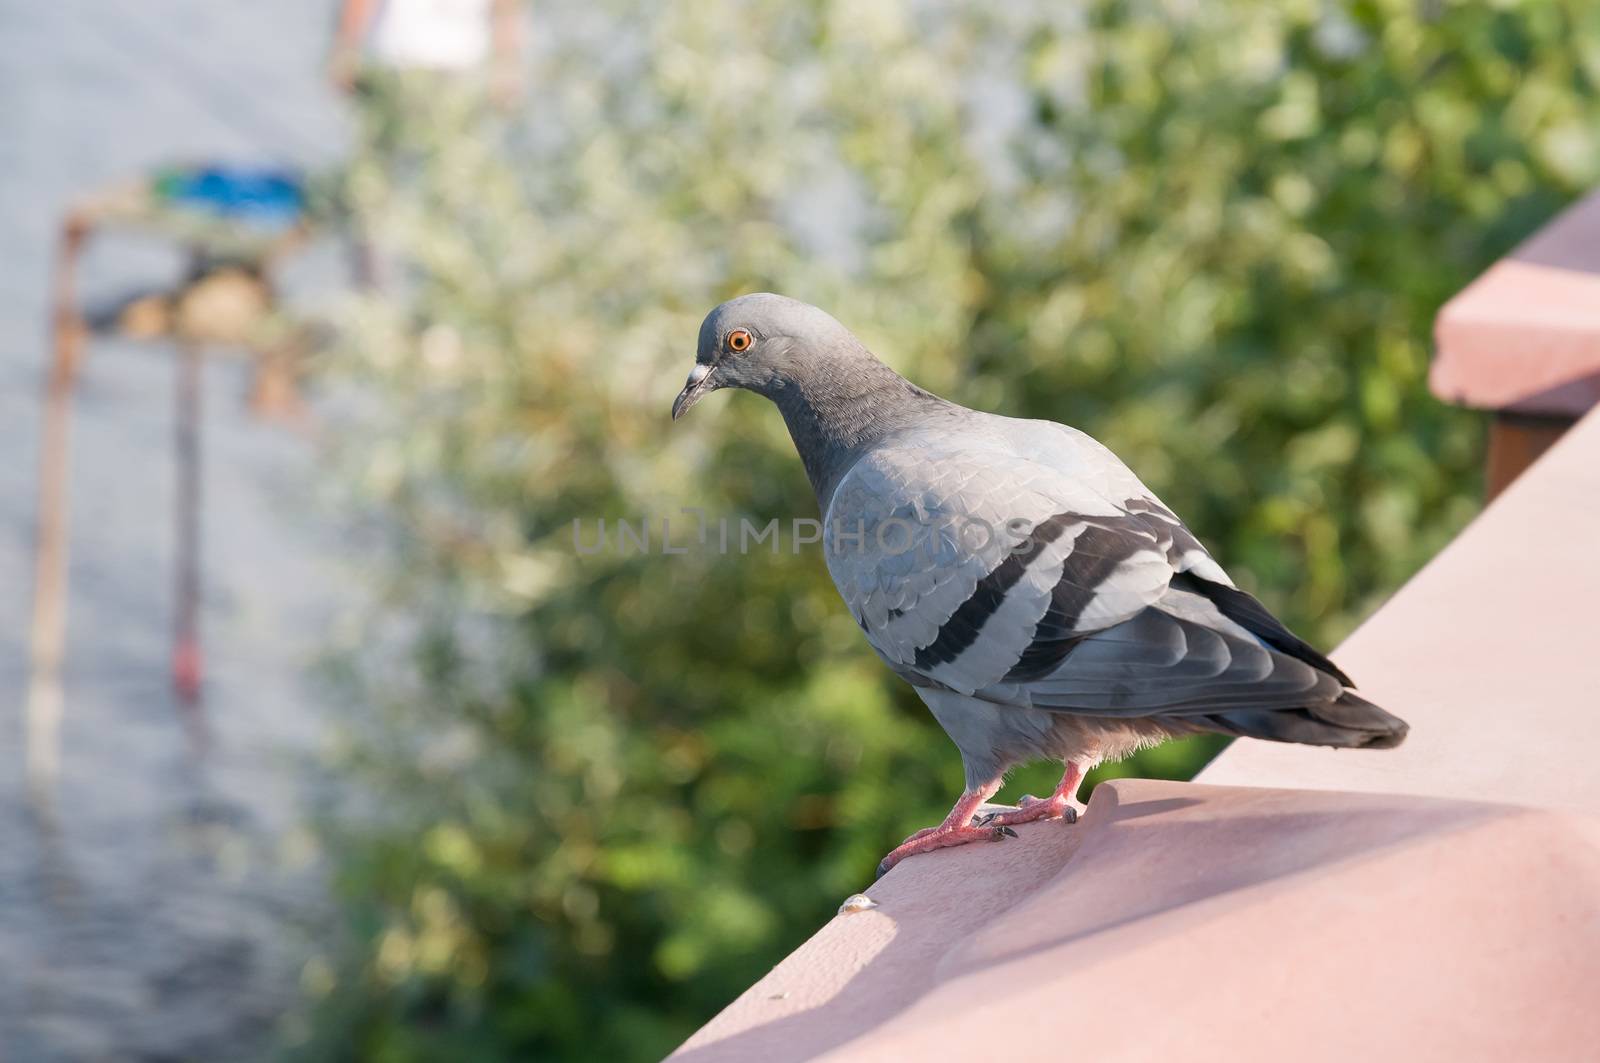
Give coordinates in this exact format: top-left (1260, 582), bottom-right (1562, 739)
top-left (153, 165), bottom-right (308, 227)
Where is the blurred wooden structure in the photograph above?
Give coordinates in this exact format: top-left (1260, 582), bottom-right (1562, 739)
top-left (668, 192), bottom-right (1600, 1061)
top-left (25, 180), bottom-right (310, 810)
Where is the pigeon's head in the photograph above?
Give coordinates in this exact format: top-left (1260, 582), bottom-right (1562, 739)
top-left (671, 293), bottom-right (858, 419)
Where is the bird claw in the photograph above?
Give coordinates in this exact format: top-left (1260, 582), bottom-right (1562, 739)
top-left (976, 796), bottom-right (1041, 825)
top-left (877, 821), bottom-right (1017, 878)
top-left (974, 798), bottom-right (1075, 830)
top-left (965, 811), bottom-right (1018, 833)
top-left (973, 814), bottom-right (1024, 836)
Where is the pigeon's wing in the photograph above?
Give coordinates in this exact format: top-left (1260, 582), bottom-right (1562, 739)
top-left (979, 585), bottom-right (1344, 715)
top-left (825, 425), bottom-right (1371, 730)
top-left (978, 581), bottom-right (1407, 748)
top-left (992, 416), bottom-right (1234, 585)
top-left (823, 437), bottom-right (1177, 698)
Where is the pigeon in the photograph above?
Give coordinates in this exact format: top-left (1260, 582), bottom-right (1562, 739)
top-left (672, 293), bottom-right (1409, 877)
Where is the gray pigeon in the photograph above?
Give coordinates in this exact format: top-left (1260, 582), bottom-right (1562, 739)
top-left (673, 293), bottom-right (1408, 877)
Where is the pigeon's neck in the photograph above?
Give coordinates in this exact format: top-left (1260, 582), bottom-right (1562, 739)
top-left (771, 356), bottom-right (945, 508)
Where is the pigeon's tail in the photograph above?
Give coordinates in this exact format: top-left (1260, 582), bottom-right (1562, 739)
top-left (1198, 691), bottom-right (1410, 750)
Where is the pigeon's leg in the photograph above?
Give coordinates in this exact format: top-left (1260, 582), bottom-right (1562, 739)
top-left (876, 781), bottom-right (1013, 878)
top-left (974, 759), bottom-right (1091, 829)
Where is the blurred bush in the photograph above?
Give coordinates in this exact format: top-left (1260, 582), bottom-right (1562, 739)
top-left (288, 1), bottom-right (1600, 1059)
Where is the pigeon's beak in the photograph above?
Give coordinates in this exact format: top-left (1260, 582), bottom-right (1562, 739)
top-left (671, 362), bottom-right (715, 421)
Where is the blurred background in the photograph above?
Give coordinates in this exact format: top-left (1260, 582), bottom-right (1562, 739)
top-left (2, 0), bottom-right (1598, 1059)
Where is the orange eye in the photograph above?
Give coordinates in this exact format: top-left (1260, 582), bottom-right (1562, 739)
top-left (727, 329), bottom-right (753, 353)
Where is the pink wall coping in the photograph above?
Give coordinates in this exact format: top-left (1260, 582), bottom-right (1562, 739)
top-left (673, 780), bottom-right (1600, 1063)
top-left (1432, 190), bottom-right (1600, 415)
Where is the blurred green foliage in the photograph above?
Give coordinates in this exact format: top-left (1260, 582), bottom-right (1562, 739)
top-left (287, 1), bottom-right (1600, 1059)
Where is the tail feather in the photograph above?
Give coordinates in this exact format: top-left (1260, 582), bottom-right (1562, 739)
top-left (1197, 691), bottom-right (1410, 749)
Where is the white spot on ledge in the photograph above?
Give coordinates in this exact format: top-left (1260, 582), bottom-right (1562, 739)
top-left (837, 893), bottom-right (879, 915)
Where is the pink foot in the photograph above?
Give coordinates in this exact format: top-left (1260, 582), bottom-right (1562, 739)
top-left (877, 822), bottom-right (1017, 878)
top-left (974, 794), bottom-right (1080, 829)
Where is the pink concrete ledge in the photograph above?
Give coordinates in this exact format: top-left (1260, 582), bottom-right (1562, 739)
top-left (672, 779), bottom-right (1600, 1063)
top-left (1432, 191), bottom-right (1600, 415)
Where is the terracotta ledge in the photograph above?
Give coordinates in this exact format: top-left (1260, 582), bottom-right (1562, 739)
top-left (1432, 189), bottom-right (1600, 497)
top-left (1432, 190), bottom-right (1600, 417)
top-left (672, 779), bottom-right (1600, 1062)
